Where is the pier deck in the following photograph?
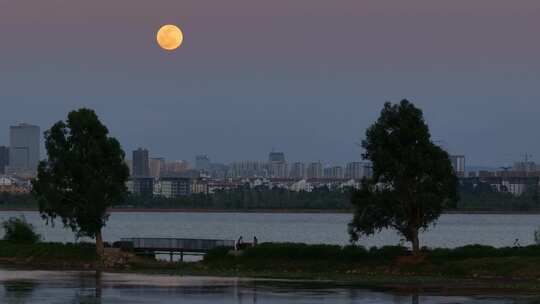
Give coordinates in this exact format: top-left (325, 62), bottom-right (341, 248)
top-left (121, 237), bottom-right (235, 261)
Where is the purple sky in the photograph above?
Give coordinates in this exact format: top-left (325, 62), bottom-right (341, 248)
top-left (0, 0), bottom-right (539, 166)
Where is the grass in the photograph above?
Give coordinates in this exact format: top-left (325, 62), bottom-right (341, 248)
top-left (1, 240), bottom-right (540, 292)
top-left (0, 240), bottom-right (97, 262)
top-left (199, 243), bottom-right (540, 281)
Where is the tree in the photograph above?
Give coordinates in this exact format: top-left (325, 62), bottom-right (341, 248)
top-left (32, 108), bottom-right (129, 257)
top-left (348, 100), bottom-right (457, 256)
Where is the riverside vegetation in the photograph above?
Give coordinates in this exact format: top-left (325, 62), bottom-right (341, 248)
top-left (2, 236), bottom-right (540, 292)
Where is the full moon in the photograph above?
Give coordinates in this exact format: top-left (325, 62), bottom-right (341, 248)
top-left (156, 24), bottom-right (183, 51)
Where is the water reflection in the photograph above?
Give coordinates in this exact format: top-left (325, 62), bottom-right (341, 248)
top-left (1, 269), bottom-right (540, 303)
top-left (71, 271), bottom-right (102, 304)
top-left (3, 280), bottom-right (37, 304)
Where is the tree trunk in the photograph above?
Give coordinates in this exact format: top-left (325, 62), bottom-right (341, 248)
top-left (96, 229), bottom-right (104, 258)
top-left (411, 229), bottom-right (420, 256)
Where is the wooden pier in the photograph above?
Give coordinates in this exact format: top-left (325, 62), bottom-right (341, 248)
top-left (120, 237), bottom-right (235, 261)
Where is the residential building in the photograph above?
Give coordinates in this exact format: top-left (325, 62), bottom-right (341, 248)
top-left (0, 146), bottom-right (8, 174)
top-left (209, 162), bottom-right (229, 179)
top-left (0, 175), bottom-right (15, 186)
top-left (191, 178), bottom-right (209, 194)
top-left (290, 179), bottom-right (313, 192)
top-left (345, 162), bottom-right (369, 180)
top-left (229, 161), bottom-right (267, 178)
top-left (324, 166), bottom-right (344, 179)
top-left (125, 159), bottom-right (133, 176)
top-left (195, 155), bottom-right (211, 172)
top-left (269, 162), bottom-right (288, 178)
top-left (149, 157), bottom-right (165, 179)
top-left (130, 177), bottom-right (154, 197)
top-left (450, 155), bottom-right (466, 177)
top-left (513, 161), bottom-right (537, 173)
top-left (268, 151), bottom-right (285, 162)
top-left (132, 148), bottom-right (150, 177)
top-left (8, 123), bottom-right (40, 175)
top-left (307, 162), bottom-right (323, 179)
top-left (289, 162), bottom-right (306, 179)
top-left (0, 175), bottom-right (30, 193)
top-left (268, 151), bottom-right (287, 178)
top-left (161, 177), bottom-right (191, 198)
top-left (163, 160), bottom-right (190, 175)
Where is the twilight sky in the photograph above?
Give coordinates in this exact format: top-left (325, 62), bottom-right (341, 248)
top-left (0, 0), bottom-right (539, 167)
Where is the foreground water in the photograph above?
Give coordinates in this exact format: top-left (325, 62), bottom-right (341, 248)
top-left (0, 269), bottom-right (539, 304)
top-left (0, 211), bottom-right (538, 248)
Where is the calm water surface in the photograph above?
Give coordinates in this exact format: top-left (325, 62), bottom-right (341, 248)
top-left (0, 211), bottom-right (538, 248)
top-left (0, 269), bottom-right (539, 304)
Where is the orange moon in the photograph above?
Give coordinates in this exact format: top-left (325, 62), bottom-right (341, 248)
top-left (156, 25), bottom-right (183, 51)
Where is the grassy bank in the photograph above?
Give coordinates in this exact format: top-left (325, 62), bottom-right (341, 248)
top-left (198, 243), bottom-right (540, 279)
top-left (2, 241), bottom-right (540, 292)
top-left (126, 243), bottom-right (540, 292)
top-left (0, 240), bottom-right (97, 267)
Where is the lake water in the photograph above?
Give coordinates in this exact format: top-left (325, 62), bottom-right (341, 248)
top-left (1, 269), bottom-right (539, 304)
top-left (0, 211), bottom-right (538, 248)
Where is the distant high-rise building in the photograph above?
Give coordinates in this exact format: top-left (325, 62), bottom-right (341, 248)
top-left (229, 161), bottom-right (267, 178)
top-left (161, 177), bottom-right (192, 198)
top-left (195, 155), bottom-right (211, 172)
top-left (9, 123), bottom-right (40, 174)
top-left (209, 163), bottom-right (229, 179)
top-left (0, 146), bottom-right (9, 174)
top-left (324, 166), bottom-right (344, 179)
top-left (268, 152), bottom-right (285, 163)
top-left (345, 162), bottom-right (368, 180)
top-left (289, 162), bottom-right (306, 179)
top-left (307, 162), bottom-right (323, 179)
top-left (163, 160), bottom-right (190, 175)
top-left (130, 177), bottom-right (154, 197)
top-left (149, 157), bottom-right (165, 179)
top-left (125, 159), bottom-right (133, 176)
top-left (268, 151), bottom-right (287, 178)
top-left (449, 155), bottom-right (466, 177)
top-left (132, 148), bottom-right (150, 177)
top-left (512, 161), bottom-right (536, 173)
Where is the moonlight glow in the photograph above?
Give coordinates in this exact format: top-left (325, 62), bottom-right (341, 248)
top-left (156, 24), bottom-right (183, 51)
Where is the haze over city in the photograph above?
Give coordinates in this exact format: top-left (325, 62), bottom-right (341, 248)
top-left (1, 0), bottom-right (539, 166)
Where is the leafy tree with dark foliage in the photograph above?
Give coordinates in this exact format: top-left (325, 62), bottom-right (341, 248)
top-left (349, 100), bottom-right (457, 256)
top-left (32, 109), bottom-right (129, 256)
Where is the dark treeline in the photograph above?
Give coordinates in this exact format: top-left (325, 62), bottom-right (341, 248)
top-left (0, 193), bottom-right (36, 209)
top-left (458, 178), bottom-right (540, 211)
top-left (1, 183), bottom-right (539, 211)
top-left (123, 185), bottom-right (353, 210)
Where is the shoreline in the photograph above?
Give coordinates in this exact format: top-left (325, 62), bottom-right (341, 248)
top-left (1, 208), bottom-right (540, 214)
top-left (2, 242), bottom-right (540, 294)
top-left (1, 263), bottom-right (540, 295)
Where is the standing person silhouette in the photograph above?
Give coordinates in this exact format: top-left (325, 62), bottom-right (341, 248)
top-left (235, 236), bottom-right (244, 250)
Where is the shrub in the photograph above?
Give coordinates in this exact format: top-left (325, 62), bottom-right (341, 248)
top-left (204, 246), bottom-right (231, 262)
top-left (428, 244), bottom-right (540, 260)
top-left (236, 243), bottom-right (404, 261)
top-left (370, 245), bottom-right (409, 258)
top-left (0, 241), bottom-right (97, 261)
top-left (1, 217), bottom-right (40, 244)
top-left (242, 243), bottom-right (342, 260)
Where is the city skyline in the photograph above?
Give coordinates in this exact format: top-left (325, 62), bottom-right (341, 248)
top-left (0, 121), bottom-right (536, 169)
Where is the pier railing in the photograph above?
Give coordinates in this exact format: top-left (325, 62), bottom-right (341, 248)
top-left (120, 237), bottom-right (235, 254)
